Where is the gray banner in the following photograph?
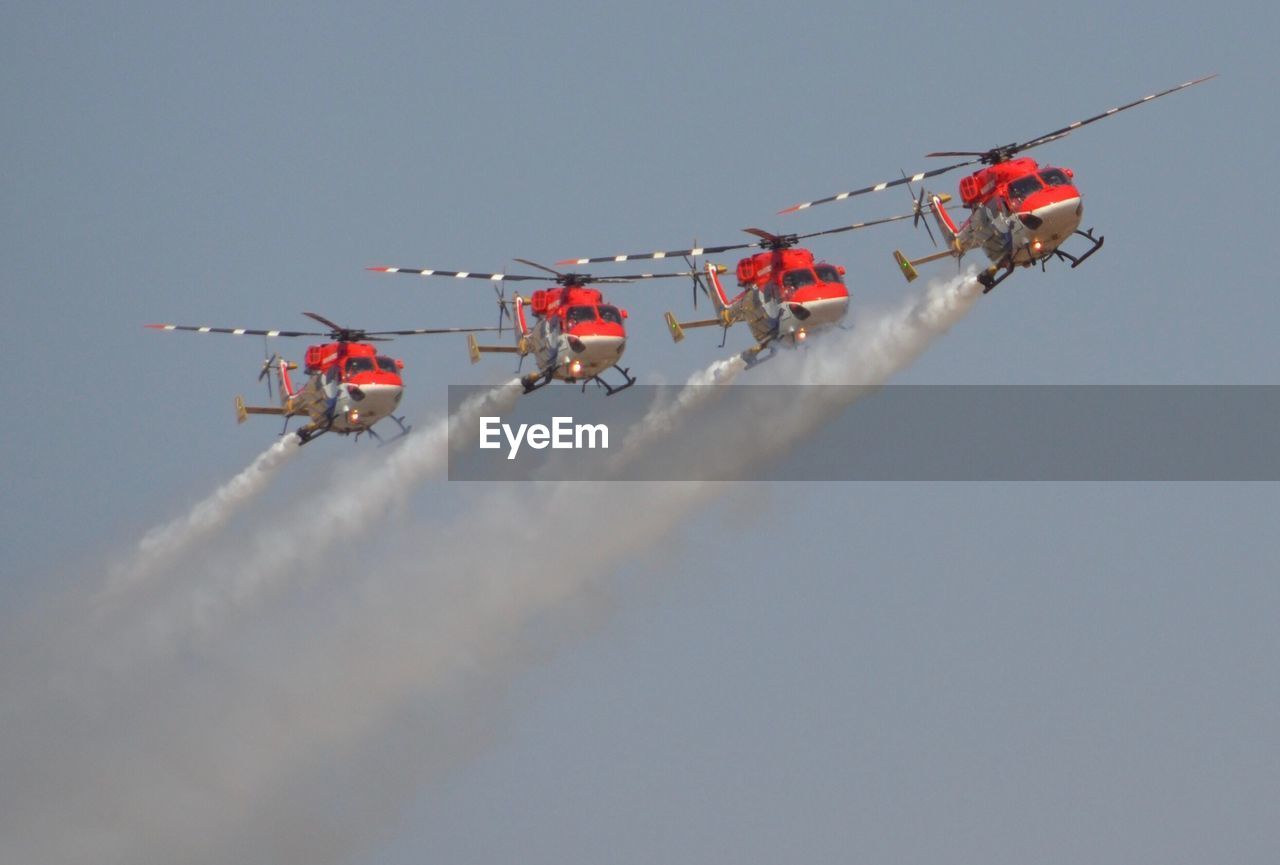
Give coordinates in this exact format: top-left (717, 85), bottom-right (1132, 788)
top-left (446, 385), bottom-right (1280, 481)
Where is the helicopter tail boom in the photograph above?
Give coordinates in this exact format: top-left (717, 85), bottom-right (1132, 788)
top-left (464, 295), bottom-right (531, 364)
top-left (893, 248), bottom-right (959, 283)
top-left (467, 333), bottom-right (523, 364)
top-left (704, 261), bottom-right (732, 313)
top-left (664, 311), bottom-right (725, 343)
top-left (235, 395), bottom-right (291, 424)
top-left (893, 194), bottom-right (963, 282)
top-left (928, 193), bottom-right (960, 246)
top-left (277, 357), bottom-right (299, 399)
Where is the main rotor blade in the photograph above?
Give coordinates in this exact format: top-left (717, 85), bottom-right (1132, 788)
top-left (778, 162), bottom-right (976, 214)
top-left (779, 74), bottom-right (1214, 215)
top-left (1013, 73), bottom-right (1216, 154)
top-left (148, 320), bottom-right (499, 341)
top-left (367, 265), bottom-right (547, 282)
top-left (794, 210), bottom-right (917, 241)
top-left (145, 324), bottom-right (324, 338)
top-left (558, 212), bottom-right (912, 263)
top-left (557, 239), bottom-right (760, 267)
top-left (368, 264), bottom-right (695, 285)
top-left (362, 326), bottom-right (506, 336)
top-left (586, 270), bottom-right (711, 283)
top-left (302, 311), bottom-right (347, 333)
top-left (742, 227), bottom-right (780, 243)
top-left (512, 258), bottom-right (563, 277)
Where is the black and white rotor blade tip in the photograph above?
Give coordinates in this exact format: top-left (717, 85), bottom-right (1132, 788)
top-left (555, 238), bottom-right (762, 267)
top-left (779, 74), bottom-right (1214, 215)
top-left (1011, 74), bottom-right (1217, 155)
top-left (367, 265), bottom-right (547, 282)
top-left (363, 326), bottom-right (504, 336)
top-left (794, 211), bottom-right (918, 241)
top-left (778, 162), bottom-right (973, 215)
top-left (145, 323), bottom-right (324, 338)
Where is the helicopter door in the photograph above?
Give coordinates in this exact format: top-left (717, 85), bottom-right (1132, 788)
top-left (321, 364), bottom-right (341, 403)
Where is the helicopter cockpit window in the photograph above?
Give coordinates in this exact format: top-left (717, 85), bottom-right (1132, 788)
top-left (782, 269), bottom-right (817, 288)
top-left (597, 305), bottom-right (623, 325)
top-left (814, 265), bottom-right (843, 284)
top-left (344, 357), bottom-right (375, 376)
top-left (1007, 175), bottom-right (1044, 202)
top-left (375, 356), bottom-right (398, 373)
top-left (1038, 168), bottom-right (1071, 188)
top-left (565, 306), bottom-right (597, 325)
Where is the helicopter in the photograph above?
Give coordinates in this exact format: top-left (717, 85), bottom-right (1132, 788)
top-left (778, 75), bottom-right (1215, 291)
top-left (367, 259), bottom-right (711, 395)
top-left (145, 311), bottom-right (500, 444)
top-left (556, 212), bottom-right (923, 367)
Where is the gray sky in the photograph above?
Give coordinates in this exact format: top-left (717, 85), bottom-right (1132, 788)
top-left (3, 2), bottom-right (1278, 863)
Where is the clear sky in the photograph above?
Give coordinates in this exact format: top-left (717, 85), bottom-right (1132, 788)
top-left (3, 2), bottom-right (1278, 864)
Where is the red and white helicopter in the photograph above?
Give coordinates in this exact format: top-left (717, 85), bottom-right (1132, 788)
top-left (368, 259), bottom-right (709, 394)
top-left (556, 213), bottom-right (921, 366)
top-left (146, 311), bottom-right (499, 444)
top-left (779, 75), bottom-right (1215, 291)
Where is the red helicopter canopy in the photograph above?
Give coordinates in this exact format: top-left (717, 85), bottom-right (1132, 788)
top-left (528, 285), bottom-right (604, 316)
top-left (737, 247), bottom-right (818, 286)
top-left (305, 341), bottom-right (404, 386)
top-left (959, 158), bottom-right (1079, 209)
top-left (561, 301), bottom-right (626, 338)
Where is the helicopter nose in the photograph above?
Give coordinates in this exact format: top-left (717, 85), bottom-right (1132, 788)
top-left (569, 333), bottom-right (625, 354)
top-left (344, 382), bottom-right (402, 421)
top-left (788, 294), bottom-right (849, 328)
top-left (1025, 196), bottom-right (1083, 244)
top-left (562, 334), bottom-right (626, 376)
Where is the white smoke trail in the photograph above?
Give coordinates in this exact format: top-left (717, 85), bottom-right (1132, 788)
top-left (1, 273), bottom-right (980, 865)
top-left (175, 379), bottom-right (523, 632)
top-left (611, 354), bottom-right (747, 467)
top-left (790, 265), bottom-right (979, 387)
top-left (723, 267), bottom-right (982, 461)
top-left (99, 433), bottom-right (302, 600)
top-left (86, 379), bottom-right (521, 659)
top-left (605, 270), bottom-right (981, 481)
top-left (223, 272), bottom-right (982, 854)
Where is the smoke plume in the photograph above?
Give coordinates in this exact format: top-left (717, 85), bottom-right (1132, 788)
top-left (1, 273), bottom-right (978, 865)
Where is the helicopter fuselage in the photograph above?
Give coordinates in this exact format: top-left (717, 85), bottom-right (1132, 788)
top-left (728, 247), bottom-right (850, 346)
top-left (289, 341), bottom-right (406, 436)
top-left (516, 286), bottom-right (629, 382)
top-left (952, 159), bottom-right (1085, 267)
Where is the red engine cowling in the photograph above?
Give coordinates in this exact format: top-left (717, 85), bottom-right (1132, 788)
top-left (304, 344), bottom-right (325, 372)
top-left (529, 290), bottom-right (552, 316)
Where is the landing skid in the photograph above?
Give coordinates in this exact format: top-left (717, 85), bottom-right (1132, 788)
top-left (741, 342), bottom-right (777, 369)
top-left (977, 265), bottom-right (1015, 293)
top-left (523, 364), bottom-right (638, 396)
top-left (589, 364), bottom-right (636, 396)
top-left (984, 227), bottom-right (1106, 293)
top-left (367, 414), bottom-right (412, 446)
top-left (520, 368), bottom-right (555, 394)
top-left (294, 423), bottom-right (330, 446)
top-left (1052, 227), bottom-right (1105, 269)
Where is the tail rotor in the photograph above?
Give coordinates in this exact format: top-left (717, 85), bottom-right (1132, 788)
top-left (683, 239), bottom-right (709, 310)
top-left (493, 278), bottom-right (511, 336)
top-left (257, 335), bottom-right (278, 400)
top-left (903, 170), bottom-right (938, 249)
